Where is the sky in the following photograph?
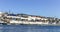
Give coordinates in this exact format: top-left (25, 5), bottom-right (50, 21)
top-left (0, 0), bottom-right (60, 18)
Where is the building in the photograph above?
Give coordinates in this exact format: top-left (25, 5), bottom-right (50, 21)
top-left (0, 12), bottom-right (60, 25)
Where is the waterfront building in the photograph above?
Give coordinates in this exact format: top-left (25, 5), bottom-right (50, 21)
top-left (0, 12), bottom-right (59, 25)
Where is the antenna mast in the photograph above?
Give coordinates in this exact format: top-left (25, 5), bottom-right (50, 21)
top-left (9, 9), bottom-right (10, 14)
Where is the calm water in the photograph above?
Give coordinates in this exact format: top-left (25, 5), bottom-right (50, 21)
top-left (0, 25), bottom-right (60, 32)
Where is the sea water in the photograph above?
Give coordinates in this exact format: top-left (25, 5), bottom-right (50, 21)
top-left (0, 25), bottom-right (60, 32)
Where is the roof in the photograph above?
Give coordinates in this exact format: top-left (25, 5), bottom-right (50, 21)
top-left (7, 14), bottom-right (17, 16)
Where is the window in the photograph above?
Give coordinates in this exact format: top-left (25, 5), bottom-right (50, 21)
top-left (21, 15), bottom-right (28, 18)
top-left (21, 19), bottom-right (25, 21)
top-left (21, 19), bottom-right (28, 21)
top-left (30, 19), bottom-right (35, 22)
top-left (35, 19), bottom-right (40, 21)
